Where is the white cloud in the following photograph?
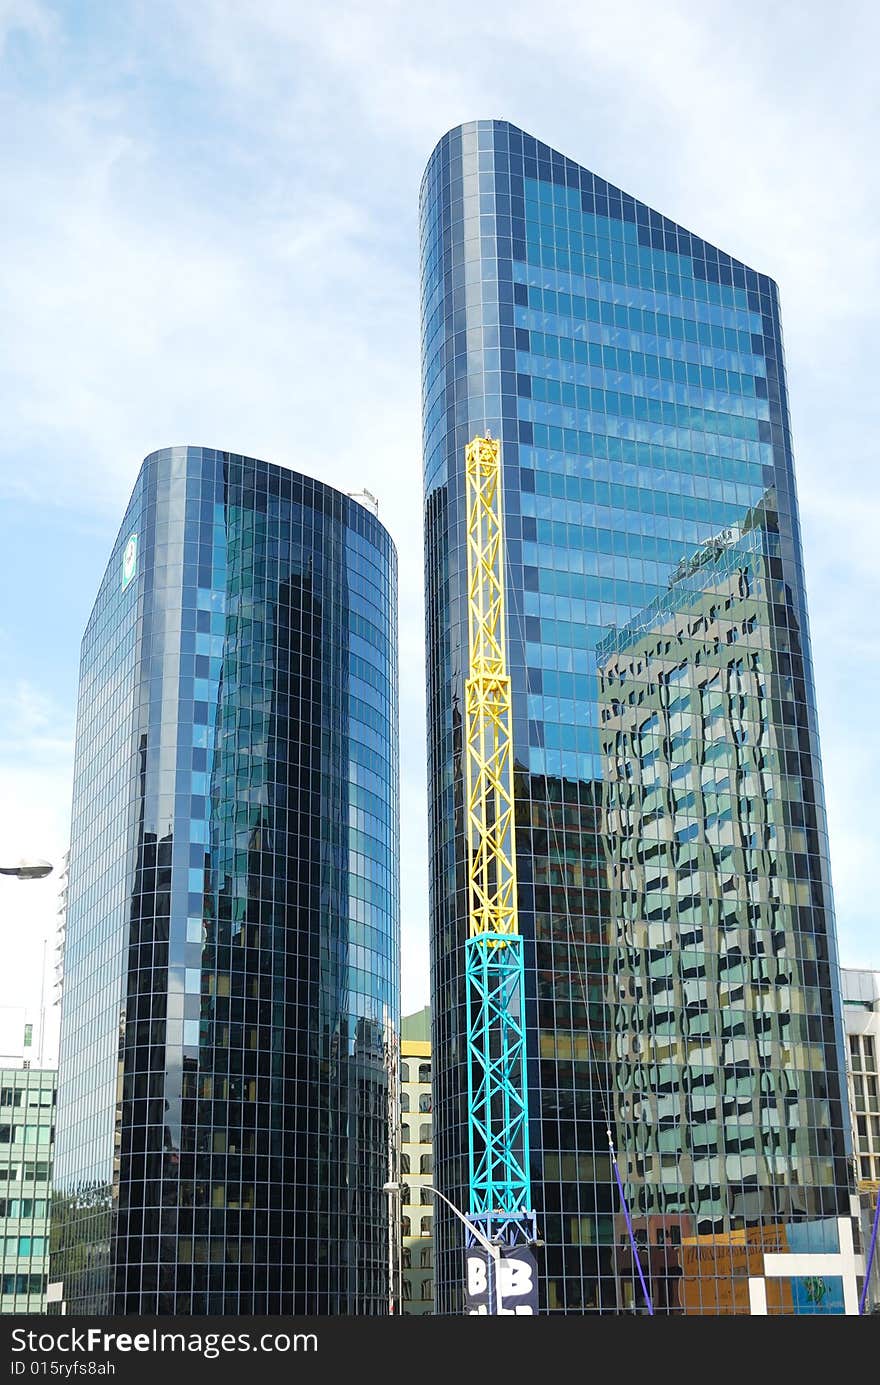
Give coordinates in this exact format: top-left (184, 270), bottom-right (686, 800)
top-left (0, 0), bottom-right (877, 1009)
top-left (0, 679), bottom-right (71, 1066)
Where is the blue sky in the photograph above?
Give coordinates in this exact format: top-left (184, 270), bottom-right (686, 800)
top-left (1, 0), bottom-right (878, 1043)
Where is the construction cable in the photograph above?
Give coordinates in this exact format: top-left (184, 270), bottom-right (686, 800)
top-left (860, 1189), bottom-right (880, 1316)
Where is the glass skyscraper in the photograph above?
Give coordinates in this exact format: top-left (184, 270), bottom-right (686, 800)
top-left (421, 121), bottom-right (856, 1313)
top-left (52, 446), bottom-right (399, 1315)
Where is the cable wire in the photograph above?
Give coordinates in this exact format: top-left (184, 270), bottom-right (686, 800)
top-left (860, 1188), bottom-right (880, 1316)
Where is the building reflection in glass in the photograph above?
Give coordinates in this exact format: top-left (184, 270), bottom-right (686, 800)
top-left (597, 491), bottom-right (851, 1312)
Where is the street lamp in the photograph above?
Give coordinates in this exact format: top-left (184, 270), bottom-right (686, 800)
top-left (384, 1179), bottom-right (538, 1314)
top-left (421, 1183), bottom-right (505, 1316)
top-left (0, 859), bottom-right (53, 881)
top-left (1, 858), bottom-right (55, 1066)
top-left (382, 1181), bottom-right (402, 1315)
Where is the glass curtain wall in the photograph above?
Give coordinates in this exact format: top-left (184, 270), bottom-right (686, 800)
top-left (421, 121), bottom-right (852, 1315)
top-left (52, 447), bottom-right (399, 1314)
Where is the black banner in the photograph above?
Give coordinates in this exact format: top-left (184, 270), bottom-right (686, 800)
top-left (464, 1245), bottom-right (539, 1314)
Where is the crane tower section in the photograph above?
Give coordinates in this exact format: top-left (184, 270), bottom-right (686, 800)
top-left (463, 434), bottom-right (536, 1247)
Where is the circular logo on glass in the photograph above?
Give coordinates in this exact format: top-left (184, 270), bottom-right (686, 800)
top-left (122, 533), bottom-right (138, 589)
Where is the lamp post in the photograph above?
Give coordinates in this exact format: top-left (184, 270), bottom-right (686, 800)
top-left (1, 859), bottom-right (54, 1066)
top-left (382, 1006), bottom-right (401, 1317)
top-left (0, 859), bottom-right (53, 881)
top-left (382, 1181), bottom-right (401, 1316)
top-left (422, 1183), bottom-right (503, 1315)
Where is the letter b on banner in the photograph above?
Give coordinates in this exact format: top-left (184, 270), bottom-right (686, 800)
top-left (499, 1247), bottom-right (537, 1314)
top-left (467, 1254), bottom-right (488, 1299)
top-left (464, 1246), bottom-right (538, 1314)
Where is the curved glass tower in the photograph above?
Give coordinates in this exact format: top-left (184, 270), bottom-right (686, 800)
top-left (52, 446), bottom-right (399, 1315)
top-left (421, 122), bottom-right (855, 1314)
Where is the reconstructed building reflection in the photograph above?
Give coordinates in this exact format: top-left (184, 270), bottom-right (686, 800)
top-left (598, 490), bottom-right (851, 1311)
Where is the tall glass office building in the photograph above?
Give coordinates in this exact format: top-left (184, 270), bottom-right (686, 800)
top-left (421, 121), bottom-right (856, 1314)
top-left (52, 446), bottom-right (399, 1315)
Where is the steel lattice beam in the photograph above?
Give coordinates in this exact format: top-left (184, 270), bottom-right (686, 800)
top-left (463, 435), bottom-right (535, 1247)
top-left (464, 435), bottom-right (518, 939)
top-left (466, 933), bottom-right (532, 1232)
